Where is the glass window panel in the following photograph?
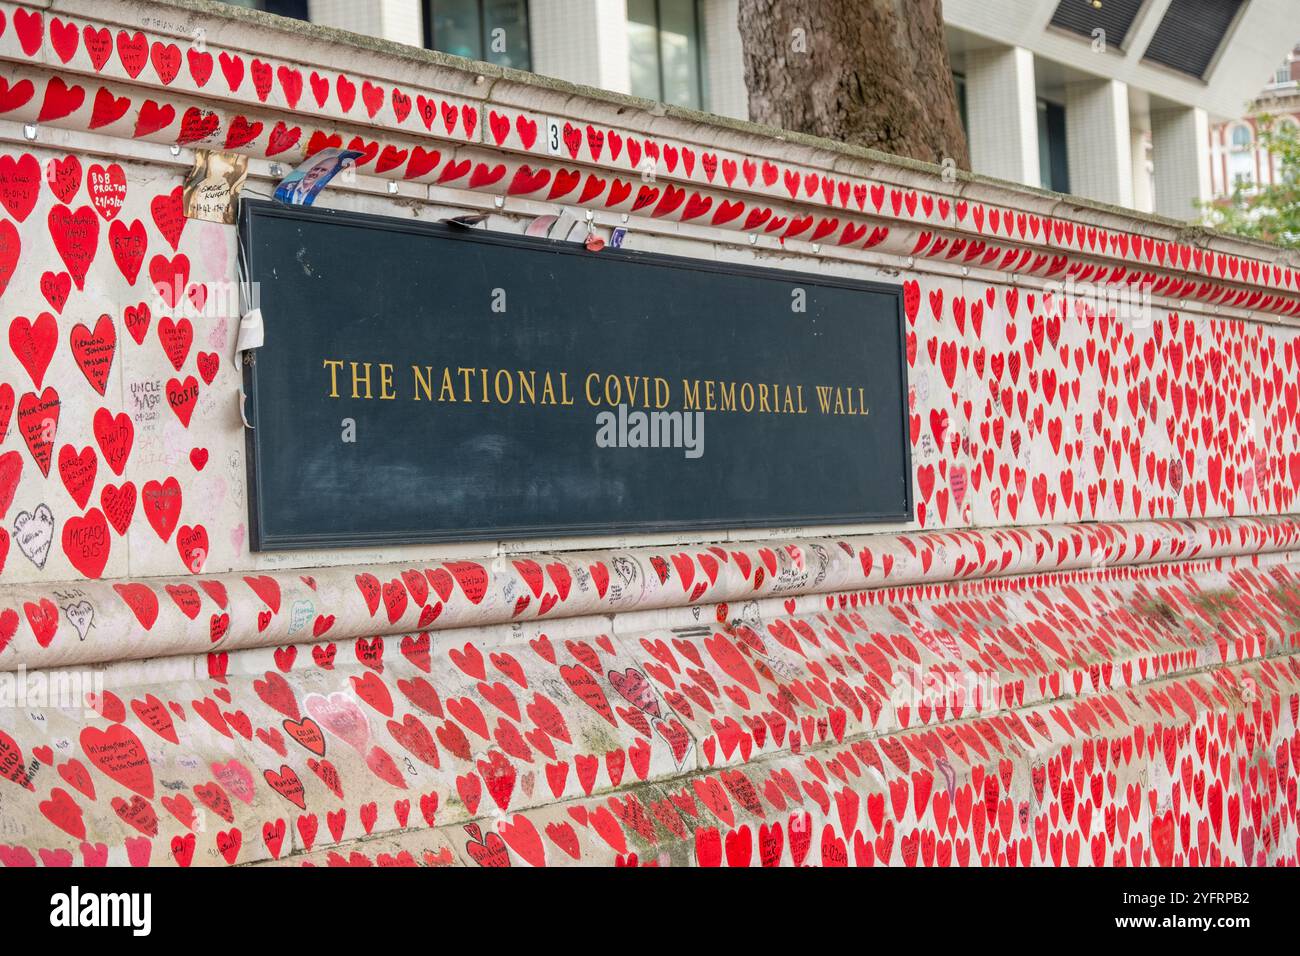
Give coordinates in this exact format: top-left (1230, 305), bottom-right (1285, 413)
top-left (431, 0), bottom-right (484, 61)
top-left (1036, 100), bottom-right (1070, 193)
top-left (221, 0), bottom-right (308, 16)
top-left (627, 0), bottom-right (662, 101)
top-left (658, 0), bottom-right (701, 108)
top-left (627, 0), bottom-right (658, 31)
top-left (262, 0), bottom-right (309, 19)
top-left (483, 0), bottom-right (531, 70)
top-left (1038, 101), bottom-right (1052, 190)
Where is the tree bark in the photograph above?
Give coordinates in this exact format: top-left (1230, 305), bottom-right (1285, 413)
top-left (738, 0), bottom-right (971, 169)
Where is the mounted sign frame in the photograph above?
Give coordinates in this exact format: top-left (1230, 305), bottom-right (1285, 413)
top-left (238, 200), bottom-right (912, 550)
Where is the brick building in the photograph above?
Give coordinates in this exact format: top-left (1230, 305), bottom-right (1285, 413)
top-left (1209, 41), bottom-right (1300, 198)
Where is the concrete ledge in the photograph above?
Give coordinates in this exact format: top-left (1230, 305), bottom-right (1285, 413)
top-left (2, 514), bottom-right (1298, 671)
top-left (1, 549), bottom-right (1295, 865)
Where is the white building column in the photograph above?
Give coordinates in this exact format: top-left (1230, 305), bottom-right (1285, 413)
top-left (700, 0), bottom-right (747, 119)
top-left (1065, 78), bottom-right (1133, 207)
top-left (529, 0), bottom-right (631, 93)
top-left (964, 46), bottom-right (1041, 187)
top-left (308, 0), bottom-right (421, 47)
top-left (1130, 126), bottom-right (1154, 214)
top-left (1151, 106), bottom-right (1213, 220)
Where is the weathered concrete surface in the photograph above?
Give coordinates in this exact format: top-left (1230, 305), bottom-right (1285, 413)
top-left (3, 550), bottom-right (1298, 865)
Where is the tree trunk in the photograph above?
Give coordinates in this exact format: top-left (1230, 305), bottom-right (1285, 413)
top-left (738, 0), bottom-right (971, 170)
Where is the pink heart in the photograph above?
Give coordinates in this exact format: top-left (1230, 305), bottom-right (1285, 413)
top-left (304, 691), bottom-right (371, 753)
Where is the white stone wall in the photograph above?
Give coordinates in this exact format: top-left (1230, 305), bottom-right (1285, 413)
top-left (1065, 78), bottom-right (1133, 207)
top-left (0, 1), bottom-right (1298, 875)
top-left (964, 46), bottom-right (1040, 188)
top-left (308, 0), bottom-right (422, 46)
top-left (528, 0), bottom-right (630, 93)
top-left (0, 0), bottom-right (1296, 589)
top-left (1151, 106), bottom-right (1211, 219)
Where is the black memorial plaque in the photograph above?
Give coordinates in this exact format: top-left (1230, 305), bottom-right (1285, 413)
top-left (239, 200), bottom-right (911, 549)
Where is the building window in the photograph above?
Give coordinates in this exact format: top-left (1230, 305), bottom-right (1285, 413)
top-left (220, 0), bottom-right (309, 20)
top-left (627, 0), bottom-right (703, 109)
top-left (1226, 124), bottom-right (1255, 193)
top-left (1037, 99), bottom-right (1070, 194)
top-left (423, 0), bottom-right (532, 71)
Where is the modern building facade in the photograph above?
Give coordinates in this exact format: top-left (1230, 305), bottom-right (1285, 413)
top-left (942, 0), bottom-right (1300, 217)
top-left (222, 0), bottom-right (1300, 220)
